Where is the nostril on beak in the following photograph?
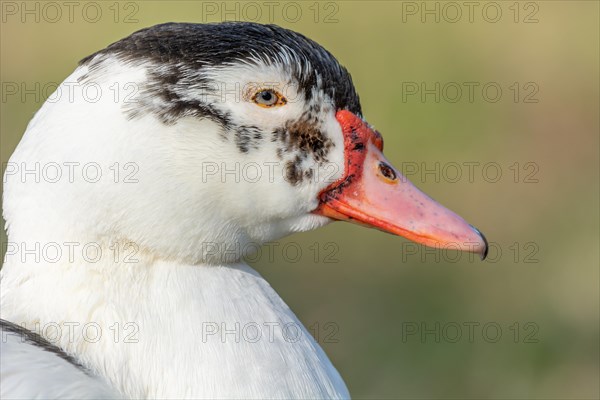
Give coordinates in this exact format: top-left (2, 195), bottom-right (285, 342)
top-left (378, 162), bottom-right (397, 181)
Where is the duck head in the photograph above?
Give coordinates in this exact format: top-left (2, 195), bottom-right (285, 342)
top-left (3, 22), bottom-right (487, 266)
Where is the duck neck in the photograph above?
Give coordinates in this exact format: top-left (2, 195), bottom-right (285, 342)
top-left (0, 248), bottom-right (349, 399)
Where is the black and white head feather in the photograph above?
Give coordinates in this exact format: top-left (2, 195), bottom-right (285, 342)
top-left (80, 22), bottom-right (361, 162)
top-left (81, 22), bottom-right (361, 115)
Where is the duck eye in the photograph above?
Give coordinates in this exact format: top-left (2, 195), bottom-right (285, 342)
top-left (252, 89), bottom-right (286, 108)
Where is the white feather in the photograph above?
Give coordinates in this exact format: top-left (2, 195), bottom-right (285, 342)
top-left (1, 325), bottom-right (119, 399)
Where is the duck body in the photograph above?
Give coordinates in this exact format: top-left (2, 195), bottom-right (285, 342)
top-left (1, 22), bottom-right (486, 399)
top-left (2, 260), bottom-right (348, 399)
top-left (1, 52), bottom-right (347, 398)
top-left (2, 24), bottom-right (352, 398)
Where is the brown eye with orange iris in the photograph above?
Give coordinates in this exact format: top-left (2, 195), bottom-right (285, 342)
top-left (252, 89), bottom-right (287, 108)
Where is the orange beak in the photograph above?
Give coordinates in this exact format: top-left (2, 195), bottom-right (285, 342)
top-left (314, 110), bottom-right (488, 260)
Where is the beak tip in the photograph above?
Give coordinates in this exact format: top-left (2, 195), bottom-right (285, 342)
top-left (470, 225), bottom-right (489, 261)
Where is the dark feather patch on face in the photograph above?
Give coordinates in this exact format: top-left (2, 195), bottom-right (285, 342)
top-left (274, 111), bottom-right (333, 162)
top-left (117, 65), bottom-right (234, 133)
top-left (285, 158), bottom-right (304, 186)
top-left (272, 106), bottom-right (335, 185)
top-left (234, 125), bottom-right (263, 153)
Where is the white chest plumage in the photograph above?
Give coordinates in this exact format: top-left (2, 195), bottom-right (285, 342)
top-left (2, 259), bottom-right (349, 399)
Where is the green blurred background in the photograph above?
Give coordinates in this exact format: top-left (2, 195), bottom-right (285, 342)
top-left (1, 1), bottom-right (598, 398)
